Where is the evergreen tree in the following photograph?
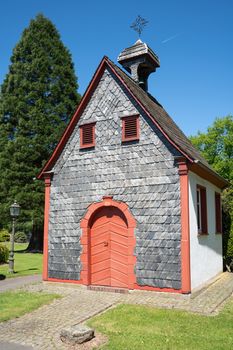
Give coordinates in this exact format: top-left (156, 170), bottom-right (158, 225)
top-left (0, 14), bottom-right (81, 250)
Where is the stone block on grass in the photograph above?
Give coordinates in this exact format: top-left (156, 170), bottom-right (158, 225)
top-left (60, 324), bottom-right (94, 345)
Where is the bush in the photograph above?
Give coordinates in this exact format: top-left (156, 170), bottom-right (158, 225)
top-left (0, 229), bottom-right (10, 242)
top-left (0, 244), bottom-right (9, 264)
top-left (14, 231), bottom-right (28, 243)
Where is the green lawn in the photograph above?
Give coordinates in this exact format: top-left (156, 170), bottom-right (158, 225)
top-left (0, 243), bottom-right (42, 278)
top-left (0, 290), bottom-right (60, 322)
top-left (88, 300), bottom-right (233, 350)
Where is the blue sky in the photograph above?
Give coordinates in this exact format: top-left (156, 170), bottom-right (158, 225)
top-left (0, 0), bottom-right (232, 136)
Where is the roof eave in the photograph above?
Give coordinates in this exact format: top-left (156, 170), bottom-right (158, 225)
top-left (189, 160), bottom-right (229, 190)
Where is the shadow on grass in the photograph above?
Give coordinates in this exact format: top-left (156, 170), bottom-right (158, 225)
top-left (14, 250), bottom-right (27, 253)
top-left (12, 268), bottom-right (39, 275)
top-left (16, 250), bottom-right (43, 254)
top-left (0, 274), bottom-right (6, 280)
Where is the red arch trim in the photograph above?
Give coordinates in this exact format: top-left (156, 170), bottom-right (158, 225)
top-left (80, 196), bottom-right (137, 289)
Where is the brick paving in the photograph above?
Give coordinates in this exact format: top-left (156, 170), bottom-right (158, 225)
top-left (0, 272), bottom-right (232, 349)
top-left (0, 285), bottom-right (121, 350)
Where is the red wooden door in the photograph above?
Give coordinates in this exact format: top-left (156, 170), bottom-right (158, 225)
top-left (90, 206), bottom-right (129, 288)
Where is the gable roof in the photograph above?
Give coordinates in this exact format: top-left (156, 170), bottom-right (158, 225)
top-left (38, 56), bottom-right (228, 189)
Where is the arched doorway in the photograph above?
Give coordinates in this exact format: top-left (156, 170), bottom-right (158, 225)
top-left (80, 196), bottom-right (137, 289)
top-left (90, 206), bottom-right (128, 287)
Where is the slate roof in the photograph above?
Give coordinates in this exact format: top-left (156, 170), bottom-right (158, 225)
top-left (107, 57), bottom-right (211, 168)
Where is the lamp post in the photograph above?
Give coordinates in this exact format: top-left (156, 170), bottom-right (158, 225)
top-left (9, 201), bottom-right (20, 274)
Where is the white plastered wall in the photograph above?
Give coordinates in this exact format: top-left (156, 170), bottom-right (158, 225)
top-left (189, 171), bottom-right (223, 290)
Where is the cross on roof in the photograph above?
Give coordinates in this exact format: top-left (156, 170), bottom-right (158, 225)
top-left (130, 15), bottom-right (149, 37)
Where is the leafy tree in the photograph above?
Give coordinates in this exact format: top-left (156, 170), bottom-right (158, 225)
top-left (0, 14), bottom-right (81, 250)
top-left (190, 116), bottom-right (233, 181)
top-left (190, 116), bottom-right (233, 267)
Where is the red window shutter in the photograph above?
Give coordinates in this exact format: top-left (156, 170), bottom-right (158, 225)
top-left (80, 123), bottom-right (95, 148)
top-left (196, 188), bottom-right (201, 232)
top-left (122, 115), bottom-right (139, 142)
top-left (200, 187), bottom-right (208, 234)
top-left (215, 193), bottom-right (222, 233)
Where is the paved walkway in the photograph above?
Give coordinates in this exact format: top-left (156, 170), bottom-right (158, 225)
top-left (0, 342), bottom-right (33, 350)
top-left (0, 275), bottom-right (42, 293)
top-left (0, 272), bottom-right (232, 349)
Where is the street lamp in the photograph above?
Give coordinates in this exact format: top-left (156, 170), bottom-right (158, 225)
top-left (9, 200), bottom-right (20, 274)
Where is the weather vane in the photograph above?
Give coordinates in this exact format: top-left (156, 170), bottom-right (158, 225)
top-left (130, 15), bottom-right (149, 37)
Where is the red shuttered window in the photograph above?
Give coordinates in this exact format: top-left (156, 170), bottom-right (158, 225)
top-left (80, 123), bottom-right (95, 149)
top-left (215, 192), bottom-right (222, 234)
top-left (122, 115), bottom-right (140, 142)
top-left (196, 185), bottom-right (208, 235)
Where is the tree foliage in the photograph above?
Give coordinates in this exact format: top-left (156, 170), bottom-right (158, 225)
top-left (190, 115), bottom-right (233, 264)
top-left (190, 116), bottom-right (233, 181)
top-left (0, 14), bottom-right (81, 249)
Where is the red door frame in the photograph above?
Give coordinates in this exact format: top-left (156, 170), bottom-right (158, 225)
top-left (80, 196), bottom-right (137, 289)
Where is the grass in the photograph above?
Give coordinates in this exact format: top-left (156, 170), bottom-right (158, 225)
top-left (0, 242), bottom-right (42, 278)
top-left (88, 300), bottom-right (233, 350)
top-left (0, 290), bottom-right (60, 322)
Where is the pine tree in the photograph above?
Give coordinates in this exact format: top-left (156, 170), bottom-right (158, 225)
top-left (0, 14), bottom-right (81, 250)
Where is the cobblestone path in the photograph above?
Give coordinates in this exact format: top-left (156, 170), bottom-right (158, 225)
top-left (0, 272), bottom-right (232, 349)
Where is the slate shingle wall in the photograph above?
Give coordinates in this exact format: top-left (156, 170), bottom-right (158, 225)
top-left (48, 68), bottom-right (182, 289)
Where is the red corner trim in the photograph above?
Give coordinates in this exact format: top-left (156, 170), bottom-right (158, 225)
top-left (178, 158), bottom-right (191, 293)
top-left (43, 174), bottom-right (51, 281)
top-left (38, 56), bottom-right (194, 180)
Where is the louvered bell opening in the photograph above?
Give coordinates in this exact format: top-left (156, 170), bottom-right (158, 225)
top-left (80, 123), bottom-right (95, 148)
top-left (122, 115), bottom-right (139, 141)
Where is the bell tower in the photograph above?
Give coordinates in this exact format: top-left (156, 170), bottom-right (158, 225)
top-left (117, 39), bottom-right (160, 92)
